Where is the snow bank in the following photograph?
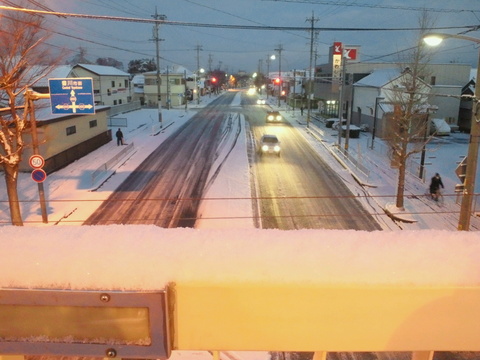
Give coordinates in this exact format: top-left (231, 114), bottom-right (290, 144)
top-left (1, 226), bottom-right (479, 290)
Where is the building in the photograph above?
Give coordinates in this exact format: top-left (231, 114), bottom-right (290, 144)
top-left (143, 65), bottom-right (192, 108)
top-left (314, 44), bottom-right (471, 138)
top-left (70, 64), bottom-right (131, 106)
top-left (20, 101), bottom-right (111, 173)
top-left (352, 68), bottom-right (432, 139)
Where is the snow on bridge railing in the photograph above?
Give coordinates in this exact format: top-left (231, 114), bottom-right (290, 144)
top-left (0, 226), bottom-right (479, 360)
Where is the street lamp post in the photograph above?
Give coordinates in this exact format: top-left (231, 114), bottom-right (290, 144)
top-left (371, 96), bottom-right (384, 150)
top-left (275, 45), bottom-right (283, 108)
top-left (424, 33), bottom-right (480, 230)
top-left (266, 54), bottom-right (275, 100)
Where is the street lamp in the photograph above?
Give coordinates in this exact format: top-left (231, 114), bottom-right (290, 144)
top-left (424, 32), bottom-right (480, 230)
top-left (266, 54), bottom-right (275, 99)
top-left (196, 68), bottom-right (205, 105)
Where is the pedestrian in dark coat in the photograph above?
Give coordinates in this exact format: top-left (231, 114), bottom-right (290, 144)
top-left (116, 128), bottom-right (124, 146)
top-left (429, 173), bottom-right (444, 201)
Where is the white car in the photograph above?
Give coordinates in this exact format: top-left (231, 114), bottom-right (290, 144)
top-left (259, 134), bottom-right (281, 156)
top-left (266, 111), bottom-right (282, 122)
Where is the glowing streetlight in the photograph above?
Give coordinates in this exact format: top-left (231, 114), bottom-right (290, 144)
top-left (424, 32), bottom-right (480, 230)
top-left (266, 54), bottom-right (276, 99)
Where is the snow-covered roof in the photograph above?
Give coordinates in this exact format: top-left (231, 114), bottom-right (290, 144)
top-left (470, 68), bottom-right (477, 81)
top-left (354, 68), bottom-right (400, 88)
top-left (143, 64), bottom-right (194, 76)
top-left (32, 65), bottom-right (73, 87)
top-left (132, 74), bottom-right (145, 85)
top-left (74, 64), bottom-right (129, 77)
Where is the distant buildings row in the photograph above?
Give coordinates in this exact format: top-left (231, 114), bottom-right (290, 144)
top-left (270, 44), bottom-right (476, 135)
top-left (9, 54), bottom-right (477, 174)
top-left (13, 63), bottom-right (216, 173)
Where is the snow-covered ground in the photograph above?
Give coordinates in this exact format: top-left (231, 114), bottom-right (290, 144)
top-left (1, 91), bottom-right (479, 359)
top-left (0, 90), bottom-right (479, 230)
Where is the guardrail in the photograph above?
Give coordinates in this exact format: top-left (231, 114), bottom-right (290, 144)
top-left (0, 228), bottom-right (478, 360)
top-left (91, 142), bottom-right (135, 187)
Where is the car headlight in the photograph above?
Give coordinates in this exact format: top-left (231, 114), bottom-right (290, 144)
top-left (262, 145), bottom-right (269, 152)
top-left (267, 115), bottom-right (273, 120)
top-left (276, 115), bottom-right (282, 121)
top-left (274, 145), bottom-right (281, 152)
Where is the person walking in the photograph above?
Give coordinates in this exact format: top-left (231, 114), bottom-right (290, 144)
top-left (300, 105), bottom-right (304, 116)
top-left (429, 173), bottom-right (444, 201)
top-left (115, 128), bottom-right (124, 146)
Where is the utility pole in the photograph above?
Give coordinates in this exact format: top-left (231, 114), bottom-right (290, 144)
top-left (306, 12), bottom-right (318, 128)
top-left (208, 53), bottom-right (213, 73)
top-left (274, 44), bottom-right (283, 108)
top-left (337, 50), bottom-right (346, 148)
top-left (195, 44), bottom-right (203, 105)
top-left (25, 90), bottom-right (49, 223)
top-left (152, 8), bottom-right (166, 128)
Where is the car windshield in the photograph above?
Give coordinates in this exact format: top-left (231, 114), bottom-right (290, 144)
top-left (263, 136), bottom-right (278, 143)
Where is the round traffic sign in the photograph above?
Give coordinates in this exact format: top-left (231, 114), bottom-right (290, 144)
top-left (31, 169), bottom-right (47, 183)
top-left (29, 154), bottom-right (45, 169)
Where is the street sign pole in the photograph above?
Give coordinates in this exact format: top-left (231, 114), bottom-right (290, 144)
top-left (26, 90), bottom-right (49, 224)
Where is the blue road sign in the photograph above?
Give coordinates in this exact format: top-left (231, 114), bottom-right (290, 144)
top-left (31, 169), bottom-right (47, 183)
top-left (49, 78), bottom-right (95, 114)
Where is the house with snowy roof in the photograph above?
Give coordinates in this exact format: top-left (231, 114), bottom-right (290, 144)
top-left (352, 68), bottom-right (433, 139)
top-left (143, 65), bottom-right (195, 108)
top-left (458, 68), bottom-right (477, 132)
top-left (70, 64), bottom-right (131, 106)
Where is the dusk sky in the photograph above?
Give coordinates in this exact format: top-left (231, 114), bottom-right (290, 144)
top-left (33, 0), bottom-right (480, 73)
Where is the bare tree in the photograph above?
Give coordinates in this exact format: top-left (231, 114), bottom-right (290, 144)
top-left (0, 3), bottom-right (57, 225)
top-left (384, 11), bottom-right (436, 210)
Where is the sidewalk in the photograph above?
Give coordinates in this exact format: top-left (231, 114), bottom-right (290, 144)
top-left (268, 97), bottom-right (480, 231)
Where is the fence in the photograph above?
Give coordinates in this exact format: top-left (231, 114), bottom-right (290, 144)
top-left (106, 101), bottom-right (141, 118)
top-left (91, 142), bottom-right (135, 187)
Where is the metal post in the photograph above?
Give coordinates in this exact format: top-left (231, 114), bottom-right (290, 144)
top-left (306, 12), bottom-right (316, 128)
top-left (371, 96), bottom-right (384, 150)
top-left (152, 8), bottom-right (166, 128)
top-left (458, 48), bottom-right (480, 230)
top-left (275, 45), bottom-right (283, 108)
top-left (26, 90), bottom-right (48, 224)
top-left (266, 57), bottom-right (270, 100)
top-left (337, 52), bottom-right (346, 147)
top-left (419, 111), bottom-right (431, 179)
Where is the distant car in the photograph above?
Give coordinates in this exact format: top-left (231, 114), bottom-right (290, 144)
top-left (325, 118), bottom-right (339, 128)
top-left (257, 98), bottom-right (266, 105)
top-left (259, 134), bottom-right (281, 156)
top-left (266, 111), bottom-right (282, 122)
top-left (332, 119), bottom-right (347, 130)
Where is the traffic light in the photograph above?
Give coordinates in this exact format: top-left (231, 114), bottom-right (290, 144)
top-left (211, 77), bottom-right (217, 83)
top-left (274, 78), bottom-right (281, 85)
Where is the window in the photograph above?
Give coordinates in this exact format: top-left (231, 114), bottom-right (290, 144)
top-left (111, 81), bottom-right (115, 87)
top-left (89, 119), bottom-right (97, 128)
top-left (66, 126), bottom-right (76, 136)
top-left (430, 76), bottom-right (436, 85)
top-left (125, 79), bottom-right (129, 88)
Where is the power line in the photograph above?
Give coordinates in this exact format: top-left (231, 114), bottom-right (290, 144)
top-left (0, 5), bottom-right (477, 33)
top-left (262, 0), bottom-right (480, 14)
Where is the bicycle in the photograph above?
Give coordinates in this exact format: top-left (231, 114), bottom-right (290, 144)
top-left (430, 188), bottom-right (444, 205)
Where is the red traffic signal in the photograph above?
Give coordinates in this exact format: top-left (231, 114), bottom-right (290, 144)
top-left (211, 77), bottom-right (217, 83)
top-left (274, 78), bottom-right (281, 84)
